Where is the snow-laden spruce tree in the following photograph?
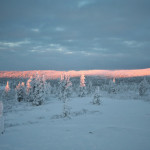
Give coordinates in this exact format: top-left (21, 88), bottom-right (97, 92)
top-left (45, 81), bottom-right (51, 99)
top-left (58, 74), bottom-right (72, 117)
top-left (87, 81), bottom-right (93, 95)
top-left (2, 81), bottom-right (11, 100)
top-left (58, 74), bottom-right (72, 100)
top-left (79, 74), bottom-right (86, 97)
top-left (42, 75), bottom-right (52, 99)
top-left (108, 79), bottom-right (116, 94)
top-left (5, 81), bottom-right (10, 93)
top-left (139, 77), bottom-right (149, 96)
top-left (26, 76), bottom-right (32, 95)
top-left (113, 77), bottom-right (116, 84)
top-left (0, 101), bottom-right (4, 134)
top-left (93, 86), bottom-right (101, 105)
top-left (51, 84), bottom-right (57, 95)
top-left (58, 74), bottom-right (66, 100)
top-left (32, 74), bottom-right (46, 106)
top-left (16, 82), bottom-right (26, 102)
top-left (26, 73), bottom-right (46, 106)
top-left (26, 76), bottom-right (35, 102)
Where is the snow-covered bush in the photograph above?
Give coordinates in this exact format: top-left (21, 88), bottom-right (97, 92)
top-left (63, 101), bottom-right (71, 118)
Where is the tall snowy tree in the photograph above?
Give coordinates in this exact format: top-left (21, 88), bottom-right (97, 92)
top-left (58, 74), bottom-right (72, 100)
top-left (2, 81), bottom-right (11, 99)
top-left (5, 81), bottom-right (10, 93)
top-left (113, 77), bottom-right (116, 83)
top-left (80, 74), bottom-right (86, 87)
top-left (58, 74), bottom-right (72, 117)
top-left (108, 79), bottom-right (116, 94)
top-left (139, 77), bottom-right (149, 96)
top-left (45, 81), bottom-right (51, 99)
top-left (26, 74), bottom-right (46, 106)
top-left (16, 82), bottom-right (26, 102)
top-left (79, 74), bottom-right (86, 97)
top-left (32, 74), bottom-right (46, 106)
top-left (26, 76), bottom-right (32, 94)
top-left (51, 84), bottom-right (57, 95)
top-left (87, 81), bottom-right (93, 95)
top-left (26, 76), bottom-right (35, 102)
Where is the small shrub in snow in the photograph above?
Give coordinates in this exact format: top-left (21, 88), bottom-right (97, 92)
top-left (63, 102), bottom-right (71, 118)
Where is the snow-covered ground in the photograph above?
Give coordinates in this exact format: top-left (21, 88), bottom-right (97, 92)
top-left (0, 96), bottom-right (150, 150)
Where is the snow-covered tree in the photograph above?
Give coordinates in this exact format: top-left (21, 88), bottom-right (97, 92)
top-left (2, 81), bottom-right (11, 99)
top-left (139, 77), bottom-right (149, 96)
top-left (32, 74), bottom-right (46, 106)
top-left (113, 77), bottom-right (116, 83)
top-left (58, 74), bottom-right (72, 100)
top-left (26, 76), bottom-right (32, 94)
top-left (51, 84), bottom-right (57, 95)
top-left (58, 74), bottom-right (72, 117)
top-left (93, 86), bottom-right (101, 105)
top-left (108, 79), bottom-right (116, 94)
top-left (79, 74), bottom-right (86, 97)
top-left (45, 81), bottom-right (51, 99)
top-left (80, 74), bottom-right (86, 87)
top-left (26, 76), bottom-right (34, 102)
top-left (58, 74), bottom-right (66, 100)
top-left (87, 81), bottom-right (93, 95)
top-left (65, 75), bottom-right (72, 98)
top-left (16, 82), bottom-right (26, 102)
top-left (0, 101), bottom-right (4, 134)
top-left (5, 81), bottom-right (10, 93)
top-left (26, 74), bottom-right (46, 106)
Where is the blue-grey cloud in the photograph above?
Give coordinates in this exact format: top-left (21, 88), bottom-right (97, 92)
top-left (0, 0), bottom-right (150, 70)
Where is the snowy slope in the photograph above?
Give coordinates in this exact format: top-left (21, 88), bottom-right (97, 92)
top-left (0, 97), bottom-right (150, 150)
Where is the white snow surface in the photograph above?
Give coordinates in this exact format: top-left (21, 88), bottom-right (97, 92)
top-left (0, 97), bottom-right (150, 150)
top-left (0, 101), bottom-right (4, 134)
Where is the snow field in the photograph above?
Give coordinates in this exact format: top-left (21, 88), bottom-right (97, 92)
top-left (0, 97), bottom-right (150, 150)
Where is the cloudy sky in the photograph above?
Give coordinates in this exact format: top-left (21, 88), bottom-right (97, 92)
top-left (0, 0), bottom-right (150, 71)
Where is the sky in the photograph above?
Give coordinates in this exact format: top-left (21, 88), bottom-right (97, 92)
top-left (0, 0), bottom-right (150, 71)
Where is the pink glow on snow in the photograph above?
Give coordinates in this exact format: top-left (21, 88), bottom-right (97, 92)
top-left (0, 68), bottom-right (150, 79)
